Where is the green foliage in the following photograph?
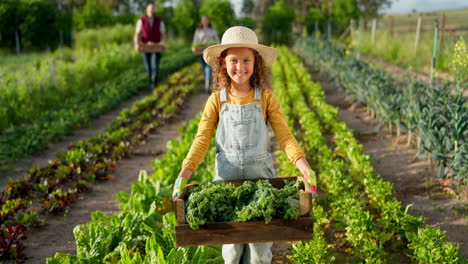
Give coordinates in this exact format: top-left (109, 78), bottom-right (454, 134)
top-left (114, 13), bottom-right (138, 26)
top-left (450, 36), bottom-right (468, 85)
top-left (172, 0), bottom-right (199, 41)
top-left (73, 0), bottom-right (113, 31)
top-left (261, 0), bottom-right (294, 44)
top-left (74, 24), bottom-right (135, 49)
top-left (289, 206), bottom-right (335, 264)
top-left (236, 17), bottom-right (257, 30)
top-left (0, 0), bottom-right (72, 51)
top-left (304, 8), bottom-right (325, 35)
top-left (0, 41), bottom-right (196, 162)
top-left (331, 0), bottom-right (360, 33)
top-left (407, 226), bottom-right (464, 264)
top-left (200, 0), bottom-right (236, 36)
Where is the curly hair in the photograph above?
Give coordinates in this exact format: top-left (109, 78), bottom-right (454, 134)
top-left (212, 48), bottom-right (272, 92)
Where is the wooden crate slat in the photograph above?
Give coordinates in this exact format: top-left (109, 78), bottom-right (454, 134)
top-left (176, 217), bottom-right (313, 247)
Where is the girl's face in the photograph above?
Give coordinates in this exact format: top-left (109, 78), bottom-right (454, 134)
top-left (223, 48), bottom-right (255, 86)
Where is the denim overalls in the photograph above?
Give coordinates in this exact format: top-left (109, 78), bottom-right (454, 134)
top-left (214, 87), bottom-right (274, 264)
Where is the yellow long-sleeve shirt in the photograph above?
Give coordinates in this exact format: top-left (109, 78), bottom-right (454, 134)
top-left (182, 88), bottom-right (305, 172)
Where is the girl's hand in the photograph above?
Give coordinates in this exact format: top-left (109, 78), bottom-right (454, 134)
top-left (172, 177), bottom-right (187, 201)
top-left (305, 169), bottom-right (317, 199)
top-left (172, 168), bottom-right (193, 201)
top-left (295, 157), bottom-right (317, 198)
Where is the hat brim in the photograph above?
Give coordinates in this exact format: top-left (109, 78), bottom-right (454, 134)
top-left (203, 43), bottom-right (278, 68)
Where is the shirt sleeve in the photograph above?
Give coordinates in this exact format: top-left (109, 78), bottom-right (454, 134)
top-left (192, 29), bottom-right (200, 45)
top-left (135, 19), bottom-right (142, 34)
top-left (266, 91), bottom-right (305, 164)
top-left (160, 21), bottom-right (166, 33)
top-left (182, 94), bottom-right (220, 172)
top-left (214, 30), bottom-right (220, 44)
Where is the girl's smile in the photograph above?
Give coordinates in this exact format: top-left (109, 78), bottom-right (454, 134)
top-left (224, 47), bottom-right (255, 87)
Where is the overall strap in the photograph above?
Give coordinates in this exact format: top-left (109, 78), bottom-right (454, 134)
top-left (220, 88), bottom-right (228, 103)
top-left (254, 87), bottom-right (262, 101)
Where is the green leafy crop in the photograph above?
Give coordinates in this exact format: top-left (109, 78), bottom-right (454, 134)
top-left (185, 179), bottom-right (304, 229)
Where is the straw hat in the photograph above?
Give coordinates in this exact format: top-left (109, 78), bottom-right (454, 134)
top-left (203, 26), bottom-right (278, 68)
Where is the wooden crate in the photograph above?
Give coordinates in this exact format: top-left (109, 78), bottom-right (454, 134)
top-left (139, 42), bottom-right (165, 53)
top-left (174, 176), bottom-right (313, 247)
top-left (192, 46), bottom-right (208, 56)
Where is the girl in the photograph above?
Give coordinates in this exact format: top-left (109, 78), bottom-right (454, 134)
top-left (173, 26), bottom-right (314, 264)
top-left (192, 15), bottom-right (220, 93)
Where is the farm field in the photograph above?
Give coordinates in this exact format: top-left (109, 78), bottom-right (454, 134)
top-left (1, 3), bottom-right (467, 262)
top-left (1, 43), bottom-right (465, 263)
top-left (353, 8), bottom-right (468, 75)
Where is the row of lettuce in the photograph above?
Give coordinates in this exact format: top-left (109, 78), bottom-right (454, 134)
top-left (0, 25), bottom-right (195, 163)
top-left (295, 37), bottom-right (467, 182)
top-left (0, 64), bottom-right (202, 263)
top-left (47, 111), bottom-right (222, 263)
top-left (44, 47), bottom-right (465, 263)
top-left (273, 46), bottom-right (464, 263)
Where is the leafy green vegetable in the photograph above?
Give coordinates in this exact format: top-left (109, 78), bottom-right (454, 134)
top-left (185, 180), bottom-right (303, 229)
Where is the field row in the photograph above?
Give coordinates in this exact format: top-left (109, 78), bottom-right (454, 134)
top-left (0, 64), bottom-right (202, 263)
top-left (295, 37), bottom-right (467, 181)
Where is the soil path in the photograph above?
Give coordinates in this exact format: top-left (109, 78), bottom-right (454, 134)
top-left (20, 90), bottom-right (209, 263)
top-left (308, 66), bottom-right (468, 258)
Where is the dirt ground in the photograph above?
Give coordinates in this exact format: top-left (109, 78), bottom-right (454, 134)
top-left (309, 66), bottom-right (468, 258)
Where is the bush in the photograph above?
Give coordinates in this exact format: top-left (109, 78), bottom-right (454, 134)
top-left (305, 8), bottom-right (325, 36)
top-left (331, 0), bottom-right (360, 34)
top-left (200, 0), bottom-right (236, 35)
top-left (236, 17), bottom-right (257, 30)
top-left (73, 0), bottom-right (114, 31)
top-left (261, 0), bottom-right (294, 44)
top-left (172, 0), bottom-right (198, 41)
top-left (114, 14), bottom-right (138, 25)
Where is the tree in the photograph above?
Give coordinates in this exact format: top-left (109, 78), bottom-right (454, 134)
top-left (358, 0), bottom-right (391, 19)
top-left (200, 0), bottom-right (236, 36)
top-left (304, 8), bottom-right (325, 35)
top-left (172, 0), bottom-right (198, 40)
top-left (241, 0), bottom-right (254, 17)
top-left (332, 0), bottom-right (360, 32)
top-left (261, 0), bottom-right (294, 44)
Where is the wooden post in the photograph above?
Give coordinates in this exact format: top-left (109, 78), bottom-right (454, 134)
top-left (438, 13), bottom-right (446, 65)
top-left (15, 30), bottom-right (20, 55)
top-left (430, 18), bottom-right (439, 85)
top-left (371, 18), bottom-right (377, 44)
top-left (414, 15), bottom-right (421, 52)
top-left (314, 20), bottom-right (319, 38)
top-left (357, 19), bottom-right (362, 60)
top-left (390, 16), bottom-right (395, 37)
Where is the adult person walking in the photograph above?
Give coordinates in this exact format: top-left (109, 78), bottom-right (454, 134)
top-left (134, 2), bottom-right (167, 89)
top-left (192, 15), bottom-right (219, 93)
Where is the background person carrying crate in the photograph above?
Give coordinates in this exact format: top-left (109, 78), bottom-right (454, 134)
top-left (192, 15), bottom-right (220, 93)
top-left (133, 2), bottom-right (167, 90)
top-left (172, 26), bottom-right (317, 264)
